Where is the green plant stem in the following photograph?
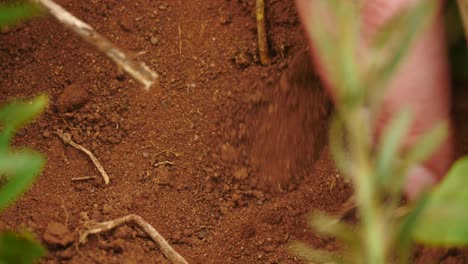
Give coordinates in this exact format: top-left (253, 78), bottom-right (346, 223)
top-left (346, 110), bottom-right (386, 264)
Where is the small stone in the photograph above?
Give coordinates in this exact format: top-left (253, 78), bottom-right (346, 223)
top-left (263, 244), bottom-right (277, 253)
top-left (57, 247), bottom-right (74, 259)
top-left (221, 144), bottom-right (239, 162)
top-left (180, 237), bottom-right (201, 246)
top-left (196, 230), bottom-right (208, 239)
top-left (182, 228), bottom-right (194, 237)
top-left (102, 204), bottom-right (112, 215)
top-left (234, 53), bottom-right (250, 68)
top-left (57, 84), bottom-right (90, 113)
top-left (219, 14), bottom-right (231, 25)
top-left (43, 222), bottom-right (75, 247)
top-left (42, 131), bottom-right (52, 138)
top-left (150, 35), bottom-right (160, 45)
top-left (172, 230), bottom-right (182, 242)
top-left (119, 16), bottom-right (135, 32)
top-left (142, 151), bottom-right (150, 159)
top-left (79, 211), bottom-right (89, 221)
top-left (233, 167), bottom-right (248, 180)
top-left (158, 2), bottom-right (169, 10)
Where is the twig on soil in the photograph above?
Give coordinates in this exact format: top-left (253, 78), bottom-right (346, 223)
top-left (56, 130), bottom-right (110, 185)
top-left (31, 0), bottom-right (159, 90)
top-left (178, 24), bottom-right (182, 57)
top-left (256, 0), bottom-right (271, 65)
top-left (71, 176), bottom-right (97, 182)
top-left (154, 161), bottom-right (175, 168)
top-left (79, 214), bottom-right (188, 264)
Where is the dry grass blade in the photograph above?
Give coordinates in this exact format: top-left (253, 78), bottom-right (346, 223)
top-left (30, 0), bottom-right (159, 90)
top-left (256, 0), bottom-right (270, 65)
top-left (79, 214), bottom-right (188, 264)
top-left (56, 130), bottom-right (110, 185)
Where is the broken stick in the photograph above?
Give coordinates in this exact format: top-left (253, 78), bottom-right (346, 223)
top-left (56, 131), bottom-right (110, 185)
top-left (80, 214), bottom-right (188, 264)
top-left (256, 0), bottom-right (271, 65)
top-left (31, 0), bottom-right (159, 90)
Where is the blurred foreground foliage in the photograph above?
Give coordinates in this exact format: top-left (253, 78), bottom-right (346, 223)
top-left (292, 1), bottom-right (468, 263)
top-left (0, 2), bottom-right (46, 263)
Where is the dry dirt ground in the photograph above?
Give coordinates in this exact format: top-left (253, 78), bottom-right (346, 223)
top-left (0, 0), bottom-right (467, 263)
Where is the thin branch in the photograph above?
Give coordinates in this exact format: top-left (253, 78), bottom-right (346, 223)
top-left (256, 0), bottom-right (271, 65)
top-left (31, 0), bottom-right (159, 90)
top-left (79, 214), bottom-right (188, 264)
top-left (56, 130), bottom-right (110, 185)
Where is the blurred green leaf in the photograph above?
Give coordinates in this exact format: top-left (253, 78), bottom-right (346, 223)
top-left (367, 0), bottom-right (436, 103)
top-left (0, 3), bottom-right (41, 27)
top-left (290, 241), bottom-right (339, 264)
top-left (0, 95), bottom-right (47, 150)
top-left (308, 212), bottom-right (357, 246)
top-left (404, 122), bottom-right (448, 166)
top-left (0, 94), bottom-right (48, 130)
top-left (305, 0), bottom-right (362, 107)
top-left (375, 109), bottom-right (412, 187)
top-left (0, 151), bottom-right (44, 212)
top-left (0, 231), bottom-right (45, 264)
top-left (329, 115), bottom-right (351, 178)
top-left (394, 194), bottom-right (430, 263)
top-left (412, 157), bottom-right (468, 245)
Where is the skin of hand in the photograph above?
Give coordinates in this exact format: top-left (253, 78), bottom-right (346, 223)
top-left (295, 0), bottom-right (454, 200)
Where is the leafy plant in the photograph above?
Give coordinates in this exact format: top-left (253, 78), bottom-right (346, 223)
top-left (0, 95), bottom-right (47, 263)
top-left (291, 1), bottom-right (468, 263)
top-left (0, 3), bottom-right (47, 263)
top-left (0, 2), bottom-right (41, 27)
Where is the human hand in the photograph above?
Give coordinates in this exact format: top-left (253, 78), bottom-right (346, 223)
top-left (295, 0), bottom-right (454, 200)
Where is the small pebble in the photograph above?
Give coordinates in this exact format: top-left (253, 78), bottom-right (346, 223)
top-left (158, 2), bottom-right (169, 10)
top-left (150, 35), bottom-right (160, 45)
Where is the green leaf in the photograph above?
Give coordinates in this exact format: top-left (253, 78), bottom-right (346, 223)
top-left (404, 122), bottom-right (448, 166)
top-left (375, 109), bottom-right (412, 187)
top-left (0, 3), bottom-right (41, 27)
top-left (329, 115), bottom-right (351, 178)
top-left (0, 94), bottom-right (48, 130)
top-left (0, 231), bottom-right (45, 264)
top-left (0, 95), bottom-right (48, 150)
top-left (412, 157), bottom-right (468, 245)
top-left (308, 212), bottom-right (357, 247)
top-left (305, 0), bottom-right (362, 106)
top-left (394, 194), bottom-right (430, 262)
top-left (0, 151), bottom-right (44, 212)
top-left (290, 241), bottom-right (339, 264)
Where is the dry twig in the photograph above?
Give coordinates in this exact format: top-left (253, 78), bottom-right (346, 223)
top-left (56, 130), bottom-right (110, 185)
top-left (31, 0), bottom-right (159, 90)
top-left (79, 214), bottom-right (188, 264)
top-left (256, 0), bottom-right (271, 65)
top-left (178, 24), bottom-right (182, 57)
top-left (154, 161), bottom-right (175, 168)
top-left (71, 176), bottom-right (97, 182)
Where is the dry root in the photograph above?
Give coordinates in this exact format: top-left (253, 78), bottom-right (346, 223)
top-left (56, 130), bottom-right (110, 185)
top-left (79, 214), bottom-right (188, 264)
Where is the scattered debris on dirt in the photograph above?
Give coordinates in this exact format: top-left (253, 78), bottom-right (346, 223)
top-left (79, 214), bottom-right (188, 264)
